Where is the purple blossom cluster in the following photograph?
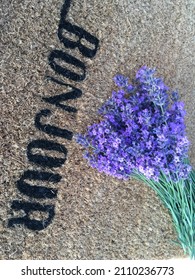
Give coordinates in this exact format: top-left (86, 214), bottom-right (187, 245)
top-left (75, 66), bottom-right (191, 181)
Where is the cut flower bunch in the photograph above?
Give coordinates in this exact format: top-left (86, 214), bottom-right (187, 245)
top-left (75, 66), bottom-right (195, 259)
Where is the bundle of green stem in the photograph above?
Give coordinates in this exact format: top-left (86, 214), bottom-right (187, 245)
top-left (76, 67), bottom-right (194, 259)
top-left (133, 167), bottom-right (195, 259)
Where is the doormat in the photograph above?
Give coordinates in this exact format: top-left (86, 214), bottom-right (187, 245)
top-left (1, 0), bottom-right (194, 259)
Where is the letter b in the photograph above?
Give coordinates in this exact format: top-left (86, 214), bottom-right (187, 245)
top-left (58, 20), bottom-right (99, 58)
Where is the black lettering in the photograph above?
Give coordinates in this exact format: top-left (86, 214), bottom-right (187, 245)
top-left (35, 109), bottom-right (73, 139)
top-left (48, 50), bottom-right (86, 81)
top-left (58, 20), bottom-right (99, 58)
top-left (8, 200), bottom-right (55, 230)
top-left (8, 0), bottom-right (101, 232)
top-left (60, 0), bottom-right (72, 19)
top-left (42, 85), bottom-right (82, 112)
top-left (27, 139), bottom-right (67, 167)
top-left (17, 170), bottom-right (61, 199)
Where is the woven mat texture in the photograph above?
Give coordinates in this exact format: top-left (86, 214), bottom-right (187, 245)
top-left (0, 0), bottom-right (194, 259)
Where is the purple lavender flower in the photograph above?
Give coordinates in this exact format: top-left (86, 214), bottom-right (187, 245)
top-left (113, 74), bottom-right (128, 88)
top-left (171, 91), bottom-right (179, 102)
top-left (75, 66), bottom-right (191, 182)
top-left (74, 134), bottom-right (89, 148)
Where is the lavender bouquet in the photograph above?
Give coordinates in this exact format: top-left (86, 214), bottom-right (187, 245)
top-left (75, 66), bottom-right (195, 259)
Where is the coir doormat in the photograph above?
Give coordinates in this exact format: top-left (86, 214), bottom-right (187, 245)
top-left (1, 0), bottom-right (194, 259)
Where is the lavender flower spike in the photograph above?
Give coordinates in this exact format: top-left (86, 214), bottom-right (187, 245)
top-left (75, 66), bottom-right (191, 182)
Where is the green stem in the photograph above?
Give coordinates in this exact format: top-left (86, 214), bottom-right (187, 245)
top-left (133, 169), bottom-right (195, 259)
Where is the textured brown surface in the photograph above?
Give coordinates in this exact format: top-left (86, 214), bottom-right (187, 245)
top-left (0, 0), bottom-right (194, 259)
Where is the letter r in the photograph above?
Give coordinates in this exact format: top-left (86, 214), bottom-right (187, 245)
top-left (8, 200), bottom-right (55, 230)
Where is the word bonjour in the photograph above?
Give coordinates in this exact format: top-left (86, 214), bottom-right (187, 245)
top-left (8, 0), bottom-right (99, 230)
